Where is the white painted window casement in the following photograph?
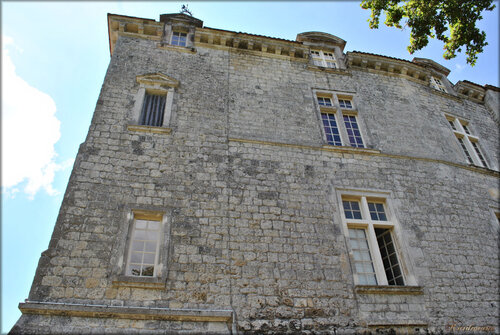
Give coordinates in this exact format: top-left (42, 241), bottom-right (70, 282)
top-left (315, 91), bottom-right (365, 148)
top-left (132, 73), bottom-right (179, 128)
top-left (126, 210), bottom-right (166, 278)
top-left (311, 50), bottom-right (338, 69)
top-left (338, 191), bottom-right (414, 286)
top-left (430, 76), bottom-right (447, 92)
top-left (446, 115), bottom-right (488, 168)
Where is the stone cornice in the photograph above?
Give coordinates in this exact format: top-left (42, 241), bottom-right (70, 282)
top-left (355, 285), bottom-right (424, 295)
top-left (108, 14), bottom-right (164, 56)
top-left (346, 51), bottom-right (430, 85)
top-left (19, 301), bottom-right (233, 323)
top-left (454, 80), bottom-right (486, 103)
top-left (194, 28), bottom-right (309, 61)
top-left (229, 138), bottom-right (499, 178)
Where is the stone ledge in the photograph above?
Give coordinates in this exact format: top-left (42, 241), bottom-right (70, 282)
top-left (355, 285), bottom-right (424, 295)
top-left (306, 65), bottom-right (351, 76)
top-left (367, 321), bottom-right (428, 328)
top-left (228, 137), bottom-right (381, 155)
top-left (157, 43), bottom-right (197, 54)
top-left (127, 124), bottom-right (172, 134)
top-left (112, 275), bottom-right (165, 290)
top-left (19, 301), bottom-right (233, 322)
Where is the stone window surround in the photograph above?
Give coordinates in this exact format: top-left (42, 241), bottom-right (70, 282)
top-left (336, 188), bottom-right (418, 288)
top-left (129, 73), bottom-right (179, 135)
top-left (164, 24), bottom-right (195, 49)
top-left (445, 113), bottom-right (489, 168)
top-left (111, 208), bottom-right (172, 290)
top-left (314, 89), bottom-right (367, 148)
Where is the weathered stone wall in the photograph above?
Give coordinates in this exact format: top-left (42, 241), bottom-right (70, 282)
top-left (12, 30), bottom-right (499, 334)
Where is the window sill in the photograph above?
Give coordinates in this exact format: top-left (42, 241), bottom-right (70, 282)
top-left (321, 145), bottom-right (380, 154)
top-left (429, 87), bottom-right (462, 102)
top-left (355, 285), bottom-right (423, 295)
top-left (127, 124), bottom-right (172, 135)
top-left (306, 64), bottom-right (350, 75)
top-left (112, 275), bottom-right (165, 290)
top-left (157, 43), bottom-right (196, 54)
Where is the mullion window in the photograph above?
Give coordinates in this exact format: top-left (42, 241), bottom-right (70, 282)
top-left (343, 195), bottom-right (405, 286)
top-left (343, 115), bottom-right (364, 148)
top-left (448, 115), bottom-right (487, 167)
top-left (457, 137), bottom-right (473, 163)
top-left (375, 228), bottom-right (404, 285)
top-left (471, 141), bottom-right (487, 167)
top-left (322, 113), bottom-right (342, 146)
top-left (349, 228), bottom-right (377, 285)
top-left (128, 219), bottom-right (161, 277)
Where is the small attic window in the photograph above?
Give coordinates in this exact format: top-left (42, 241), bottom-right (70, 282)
top-left (311, 50), bottom-right (337, 69)
top-left (430, 76), bottom-right (447, 93)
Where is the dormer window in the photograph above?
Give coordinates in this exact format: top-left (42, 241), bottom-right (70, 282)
top-left (430, 76), bottom-right (447, 93)
top-left (171, 31), bottom-right (187, 46)
top-left (311, 50), bottom-right (337, 68)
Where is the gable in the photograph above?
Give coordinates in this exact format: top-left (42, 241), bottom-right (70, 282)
top-left (136, 73), bottom-right (179, 88)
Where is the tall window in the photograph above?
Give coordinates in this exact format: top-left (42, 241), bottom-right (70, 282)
top-left (316, 93), bottom-right (365, 148)
top-left (133, 73), bottom-right (179, 129)
top-left (126, 212), bottom-right (164, 277)
top-left (341, 194), bottom-right (405, 286)
top-left (430, 76), bottom-right (447, 92)
top-left (311, 50), bottom-right (337, 68)
top-left (446, 115), bottom-right (488, 168)
top-left (139, 93), bottom-right (167, 127)
top-left (171, 31), bottom-right (187, 46)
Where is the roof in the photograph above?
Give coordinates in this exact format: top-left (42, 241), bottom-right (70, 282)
top-left (203, 26), bottom-right (301, 45)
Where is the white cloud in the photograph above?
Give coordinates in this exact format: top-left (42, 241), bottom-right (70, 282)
top-left (455, 63), bottom-right (465, 72)
top-left (2, 36), bottom-right (72, 199)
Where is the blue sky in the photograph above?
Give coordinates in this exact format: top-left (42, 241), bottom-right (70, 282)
top-left (1, 1), bottom-right (498, 332)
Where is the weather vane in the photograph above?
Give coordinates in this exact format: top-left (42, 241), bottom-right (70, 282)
top-left (180, 4), bottom-right (193, 16)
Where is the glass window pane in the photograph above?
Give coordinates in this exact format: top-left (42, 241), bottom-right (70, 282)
top-left (136, 220), bottom-right (147, 229)
top-left (129, 265), bottom-right (141, 276)
top-left (145, 241), bottom-right (157, 252)
top-left (132, 241), bottom-right (144, 252)
top-left (143, 253), bottom-right (156, 264)
top-left (141, 266), bottom-right (154, 276)
top-left (131, 252), bottom-right (142, 263)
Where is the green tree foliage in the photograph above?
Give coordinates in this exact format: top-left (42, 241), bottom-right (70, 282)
top-left (360, 0), bottom-right (495, 66)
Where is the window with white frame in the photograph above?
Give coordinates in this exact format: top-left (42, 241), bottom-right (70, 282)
top-left (171, 31), bottom-right (187, 46)
top-left (132, 73), bottom-right (179, 128)
top-left (446, 115), bottom-right (488, 168)
top-left (126, 211), bottom-right (165, 277)
top-left (340, 193), bottom-right (406, 286)
top-left (310, 50), bottom-right (337, 69)
top-left (430, 76), bottom-right (447, 92)
top-left (316, 92), bottom-right (365, 148)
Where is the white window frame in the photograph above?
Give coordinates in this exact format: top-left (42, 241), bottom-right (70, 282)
top-left (430, 76), bottom-right (447, 92)
top-left (132, 73), bottom-right (179, 128)
top-left (310, 49), bottom-right (338, 69)
top-left (315, 91), bottom-right (365, 148)
top-left (337, 190), bottom-right (416, 286)
top-left (446, 115), bottom-right (488, 168)
top-left (125, 210), bottom-right (166, 278)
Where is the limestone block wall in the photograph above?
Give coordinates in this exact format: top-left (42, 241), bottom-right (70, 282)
top-left (12, 30), bottom-right (499, 335)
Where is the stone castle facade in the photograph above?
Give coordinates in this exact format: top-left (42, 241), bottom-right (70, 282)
top-left (12, 12), bottom-right (499, 334)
